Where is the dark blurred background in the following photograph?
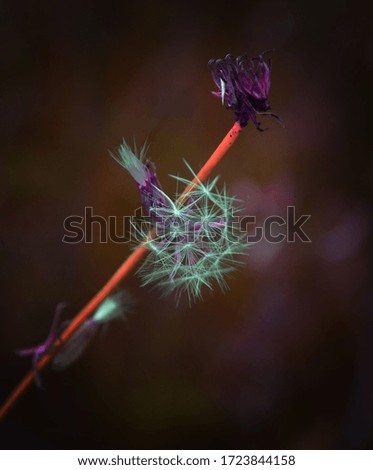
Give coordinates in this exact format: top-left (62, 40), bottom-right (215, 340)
top-left (0, 0), bottom-right (371, 450)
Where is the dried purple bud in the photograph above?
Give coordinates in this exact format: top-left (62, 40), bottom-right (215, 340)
top-left (209, 51), bottom-right (281, 130)
top-left (110, 141), bottom-right (168, 217)
top-left (138, 159), bottom-right (167, 216)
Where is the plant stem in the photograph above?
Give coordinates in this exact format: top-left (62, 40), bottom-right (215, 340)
top-left (0, 121), bottom-right (242, 420)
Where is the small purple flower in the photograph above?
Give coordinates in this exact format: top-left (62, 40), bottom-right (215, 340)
top-left (208, 51), bottom-right (281, 130)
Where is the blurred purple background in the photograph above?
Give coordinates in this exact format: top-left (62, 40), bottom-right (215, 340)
top-left (0, 0), bottom-right (371, 449)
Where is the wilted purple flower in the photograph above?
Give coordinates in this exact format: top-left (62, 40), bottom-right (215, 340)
top-left (208, 51), bottom-right (281, 130)
top-left (16, 303), bottom-right (66, 387)
top-left (110, 141), bottom-right (168, 218)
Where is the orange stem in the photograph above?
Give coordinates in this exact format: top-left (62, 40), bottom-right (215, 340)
top-left (0, 121), bottom-right (242, 420)
top-left (182, 122), bottom-right (241, 196)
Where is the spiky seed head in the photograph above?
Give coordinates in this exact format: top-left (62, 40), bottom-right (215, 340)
top-left (136, 162), bottom-right (249, 303)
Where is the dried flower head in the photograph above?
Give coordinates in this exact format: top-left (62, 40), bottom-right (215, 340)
top-left (110, 141), bottom-right (167, 216)
top-left (53, 291), bottom-right (132, 370)
top-left (208, 51), bottom-right (281, 130)
top-left (135, 162), bottom-right (249, 303)
top-left (17, 293), bottom-right (132, 380)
